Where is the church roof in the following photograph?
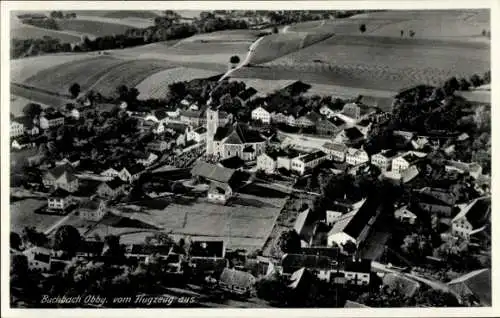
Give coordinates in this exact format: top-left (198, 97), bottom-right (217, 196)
top-left (215, 122), bottom-right (265, 144)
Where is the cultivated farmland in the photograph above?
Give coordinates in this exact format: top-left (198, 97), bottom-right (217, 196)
top-left (56, 19), bottom-right (133, 37)
top-left (22, 56), bottom-right (176, 97)
top-left (136, 67), bottom-right (221, 99)
top-left (11, 84), bottom-right (72, 110)
top-left (77, 10), bottom-right (160, 19)
top-left (73, 15), bottom-right (155, 29)
top-left (246, 32), bottom-right (333, 65)
top-left (11, 24), bottom-right (82, 43)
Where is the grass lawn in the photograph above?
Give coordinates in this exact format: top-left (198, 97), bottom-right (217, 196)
top-left (10, 199), bottom-right (63, 234)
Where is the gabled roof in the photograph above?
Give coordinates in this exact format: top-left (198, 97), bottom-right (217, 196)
top-left (102, 178), bottom-right (125, 190)
top-left (295, 150), bottom-right (327, 164)
top-left (328, 198), bottom-right (374, 240)
top-left (294, 208), bottom-right (312, 237)
top-left (302, 111), bottom-right (321, 123)
top-left (220, 268), bottom-right (256, 290)
top-left (127, 244), bottom-right (174, 256)
top-left (190, 240), bottom-right (225, 258)
top-left (281, 253), bottom-right (335, 273)
top-left (238, 87), bottom-right (258, 101)
top-left (219, 156), bottom-right (245, 169)
top-left (222, 122), bottom-right (266, 145)
top-left (288, 267), bottom-right (308, 289)
top-left (165, 122), bottom-right (188, 133)
top-left (208, 181), bottom-right (231, 195)
top-left (124, 164), bottom-right (144, 175)
top-left (34, 253), bottom-right (51, 264)
top-left (45, 164), bottom-right (77, 183)
top-left (191, 161), bottom-right (235, 184)
top-left (80, 199), bottom-right (103, 211)
top-left (344, 127), bottom-right (364, 140)
top-left (323, 142), bottom-right (347, 153)
top-left (180, 110), bottom-right (201, 118)
top-left (452, 196), bottom-right (490, 229)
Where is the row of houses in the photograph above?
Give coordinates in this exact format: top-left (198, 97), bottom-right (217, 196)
top-left (257, 149), bottom-right (328, 175)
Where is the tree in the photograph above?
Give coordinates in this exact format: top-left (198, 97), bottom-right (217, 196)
top-left (359, 24), bottom-right (366, 33)
top-left (255, 273), bottom-right (290, 305)
top-left (443, 77), bottom-right (459, 96)
top-left (469, 74), bottom-right (483, 87)
top-left (11, 254), bottom-right (29, 277)
top-left (483, 70), bottom-right (490, 84)
top-left (342, 240), bottom-right (357, 255)
top-left (272, 26), bottom-right (279, 34)
top-left (22, 226), bottom-right (49, 247)
top-left (53, 225), bottom-right (81, 254)
top-left (11, 232), bottom-right (22, 250)
top-left (230, 55), bottom-right (240, 64)
top-left (409, 30), bottom-right (415, 37)
top-left (22, 103), bottom-right (42, 118)
top-left (69, 82), bottom-right (81, 98)
top-left (278, 230), bottom-right (301, 253)
top-left (400, 30), bottom-right (404, 37)
top-left (481, 29), bottom-right (487, 36)
top-left (458, 78), bottom-right (471, 91)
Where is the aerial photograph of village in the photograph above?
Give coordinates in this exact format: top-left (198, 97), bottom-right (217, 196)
top-left (8, 8), bottom-right (491, 309)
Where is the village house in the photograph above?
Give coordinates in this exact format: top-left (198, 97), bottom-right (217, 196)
top-left (191, 161), bottom-right (236, 203)
top-left (43, 164), bottom-right (79, 192)
top-left (47, 188), bottom-right (73, 212)
top-left (270, 111), bottom-right (288, 124)
top-left (11, 137), bottom-right (36, 150)
top-left (371, 149), bottom-right (400, 171)
top-left (345, 147), bottom-right (369, 166)
top-left (190, 240), bottom-right (226, 259)
top-left (118, 165), bottom-right (143, 183)
top-left (96, 178), bottom-right (126, 199)
top-left (316, 116), bottom-right (346, 136)
top-left (187, 126), bottom-right (207, 143)
top-left (251, 106), bottom-right (271, 124)
top-left (296, 111), bottom-right (321, 128)
top-left (327, 198), bottom-right (378, 251)
top-left (144, 110), bottom-right (169, 126)
top-left (100, 167), bottom-right (121, 179)
top-left (208, 181), bottom-right (233, 204)
top-left (416, 191), bottom-right (456, 217)
top-left (152, 122), bottom-right (165, 135)
top-left (356, 119), bottom-right (372, 135)
top-left (79, 199), bottom-right (106, 221)
top-left (451, 196), bottom-right (490, 240)
top-left (257, 151), bottom-right (278, 174)
top-left (391, 151), bottom-right (426, 173)
top-left (40, 112), bottom-right (65, 129)
top-left (218, 268), bottom-right (256, 297)
top-left (335, 127), bottom-right (365, 145)
top-left (290, 150), bottom-right (328, 175)
top-left (146, 140), bottom-right (171, 153)
top-left (325, 199), bottom-right (365, 226)
top-left (358, 95), bottom-right (394, 113)
top-left (342, 258), bottom-right (372, 286)
top-left (55, 154), bottom-right (80, 168)
top-left (10, 118), bottom-right (25, 137)
top-left (180, 110), bottom-right (203, 127)
top-left (25, 247), bottom-right (53, 272)
top-left (322, 142), bottom-right (347, 162)
top-left (136, 152), bottom-right (158, 166)
top-left (340, 103), bottom-right (361, 121)
top-left (394, 205), bottom-right (417, 224)
top-left (319, 104), bottom-right (340, 118)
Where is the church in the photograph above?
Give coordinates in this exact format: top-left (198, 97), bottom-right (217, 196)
top-left (206, 108), bottom-right (266, 161)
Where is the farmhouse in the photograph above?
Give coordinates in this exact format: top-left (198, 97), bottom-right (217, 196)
top-left (147, 140), bottom-right (171, 152)
top-left (319, 104), bottom-right (340, 118)
top-left (451, 196), bottom-right (490, 240)
top-left (296, 111), bottom-right (321, 128)
top-left (257, 151), bottom-right (278, 174)
top-left (40, 112), bottom-right (65, 129)
top-left (180, 110), bottom-right (204, 127)
top-left (371, 149), bottom-right (400, 171)
top-left (96, 178), bottom-right (126, 199)
top-left (136, 152), bottom-right (158, 166)
top-left (43, 164), bottom-right (79, 192)
top-left (345, 147), bottom-right (369, 166)
top-left (342, 258), bottom-right (371, 286)
top-left (335, 127), bottom-right (365, 145)
top-left (290, 150), bottom-right (328, 175)
top-left (191, 161), bottom-right (236, 202)
top-left (316, 116), bottom-right (346, 136)
top-left (322, 142), bottom-right (347, 162)
top-left (251, 106), bottom-right (271, 124)
top-left (392, 152), bottom-right (426, 173)
top-left (47, 188), bottom-right (73, 212)
top-left (79, 199), bottom-right (106, 221)
top-left (218, 268), bottom-right (256, 297)
top-left (394, 205), bottom-right (417, 224)
top-left (11, 137), bottom-right (36, 150)
top-left (327, 198), bottom-right (378, 251)
top-left (187, 126), bottom-right (207, 143)
top-left (144, 110), bottom-right (169, 125)
top-left (281, 253), bottom-right (335, 276)
top-left (25, 247), bottom-right (53, 272)
top-left (10, 118), bottom-right (25, 137)
top-left (119, 165), bottom-right (144, 183)
top-left (55, 154), bottom-right (80, 168)
top-left (208, 181), bottom-right (233, 204)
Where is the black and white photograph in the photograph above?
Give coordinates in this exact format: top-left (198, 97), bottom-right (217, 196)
top-left (2, 1), bottom-right (495, 313)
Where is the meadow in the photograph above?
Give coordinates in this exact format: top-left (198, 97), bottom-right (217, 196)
top-left (56, 19), bottom-right (133, 37)
top-left (11, 24), bottom-right (82, 43)
top-left (10, 199), bottom-right (62, 234)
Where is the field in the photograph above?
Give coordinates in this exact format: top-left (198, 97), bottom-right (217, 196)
top-left (229, 78), bottom-right (296, 97)
top-left (178, 30), bottom-right (261, 43)
top-left (10, 199), bottom-right (63, 234)
top-left (56, 19), bottom-right (133, 37)
top-left (22, 56), bottom-right (176, 97)
top-left (87, 183), bottom-right (289, 250)
top-left (11, 24), bottom-right (82, 43)
top-left (10, 94), bottom-right (50, 116)
top-left (11, 53), bottom-right (94, 82)
top-left (246, 32), bottom-right (333, 65)
top-left (73, 15), bottom-right (155, 29)
top-left (136, 67), bottom-right (221, 99)
top-left (76, 10), bottom-right (160, 19)
top-left (11, 84), bottom-right (72, 110)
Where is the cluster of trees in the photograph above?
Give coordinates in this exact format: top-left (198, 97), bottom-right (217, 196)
top-left (20, 17), bottom-right (60, 30)
top-left (446, 71), bottom-right (491, 93)
top-left (12, 37), bottom-right (72, 58)
top-left (356, 286), bottom-right (460, 307)
top-left (50, 11), bottom-right (77, 19)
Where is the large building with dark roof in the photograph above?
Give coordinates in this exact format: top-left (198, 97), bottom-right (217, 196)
top-left (206, 108), bottom-right (266, 161)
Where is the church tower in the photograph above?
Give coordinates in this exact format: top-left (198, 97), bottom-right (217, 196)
top-left (206, 107), bottom-right (219, 155)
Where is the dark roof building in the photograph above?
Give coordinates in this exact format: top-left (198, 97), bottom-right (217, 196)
top-left (218, 156), bottom-right (245, 170)
top-left (237, 87), bottom-right (258, 102)
top-left (215, 122), bottom-right (265, 144)
top-left (191, 161), bottom-right (236, 184)
top-left (190, 240), bottom-right (225, 258)
top-left (281, 253), bottom-right (337, 274)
